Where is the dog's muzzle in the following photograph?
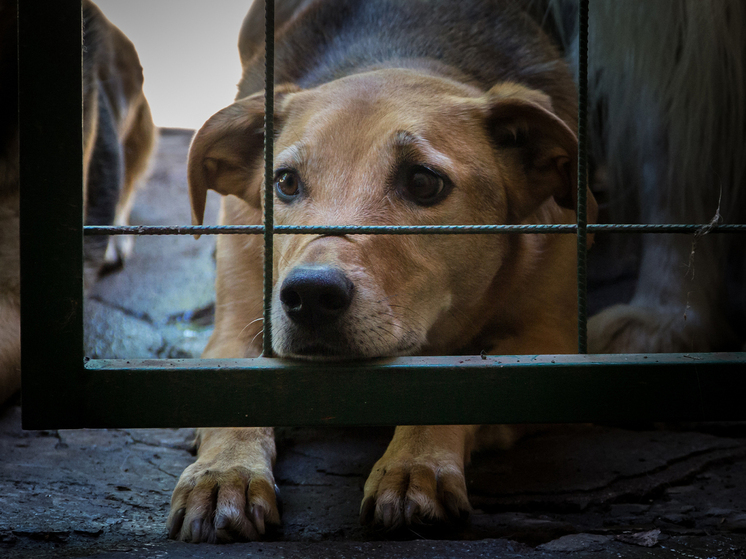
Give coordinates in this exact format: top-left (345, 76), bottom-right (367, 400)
top-left (279, 265), bottom-right (354, 327)
top-left (274, 263), bottom-right (420, 359)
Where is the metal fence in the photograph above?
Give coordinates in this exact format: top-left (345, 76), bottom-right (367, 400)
top-left (19, 0), bottom-right (746, 430)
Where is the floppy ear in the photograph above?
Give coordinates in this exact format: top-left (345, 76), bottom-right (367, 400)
top-left (187, 84), bottom-right (301, 227)
top-left (485, 82), bottom-right (597, 223)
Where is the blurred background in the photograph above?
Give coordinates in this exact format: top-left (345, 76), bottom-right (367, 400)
top-left (97, 0), bottom-right (250, 130)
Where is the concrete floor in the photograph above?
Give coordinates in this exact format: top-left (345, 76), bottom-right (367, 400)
top-left (2, 129), bottom-right (745, 558)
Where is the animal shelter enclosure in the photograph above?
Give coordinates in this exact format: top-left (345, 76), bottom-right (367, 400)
top-left (19, 0), bottom-right (746, 431)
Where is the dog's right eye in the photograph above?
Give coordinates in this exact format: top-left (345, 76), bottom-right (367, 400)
top-left (275, 170), bottom-right (302, 202)
top-left (401, 166), bottom-right (451, 206)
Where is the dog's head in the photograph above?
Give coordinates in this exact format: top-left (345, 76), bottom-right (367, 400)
top-left (189, 70), bottom-right (592, 359)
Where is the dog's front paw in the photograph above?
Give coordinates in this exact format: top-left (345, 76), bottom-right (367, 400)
top-left (167, 461), bottom-right (280, 543)
top-left (588, 303), bottom-right (721, 353)
top-left (360, 453), bottom-right (470, 530)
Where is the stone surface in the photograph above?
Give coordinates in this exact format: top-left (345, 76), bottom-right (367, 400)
top-left (4, 398), bottom-right (746, 558)
top-left (537, 533), bottom-right (611, 552)
top-left (468, 425), bottom-right (745, 511)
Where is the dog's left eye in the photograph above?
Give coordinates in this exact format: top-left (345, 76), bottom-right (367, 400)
top-left (403, 167), bottom-right (449, 206)
top-left (275, 170), bottom-right (302, 202)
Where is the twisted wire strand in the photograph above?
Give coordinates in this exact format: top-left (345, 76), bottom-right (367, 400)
top-left (84, 223), bottom-right (746, 236)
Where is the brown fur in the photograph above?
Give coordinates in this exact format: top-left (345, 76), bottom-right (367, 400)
top-left (81, 0), bottom-right (157, 278)
top-left (0, 0), bottom-right (156, 405)
top-left (169, 0), bottom-right (597, 543)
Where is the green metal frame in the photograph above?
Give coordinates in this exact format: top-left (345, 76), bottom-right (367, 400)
top-left (19, 0), bottom-right (746, 430)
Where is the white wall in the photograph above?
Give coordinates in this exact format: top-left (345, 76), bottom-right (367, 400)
top-left (96, 0), bottom-right (251, 130)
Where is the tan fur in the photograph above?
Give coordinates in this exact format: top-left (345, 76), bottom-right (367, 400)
top-left (85, 0), bottom-right (158, 270)
top-left (169, 0), bottom-right (598, 542)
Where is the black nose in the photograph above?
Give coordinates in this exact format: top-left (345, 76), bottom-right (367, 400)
top-left (280, 266), bottom-right (354, 325)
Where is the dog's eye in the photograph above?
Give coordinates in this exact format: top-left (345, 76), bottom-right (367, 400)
top-left (275, 170), bottom-right (301, 202)
top-left (403, 167), bottom-right (449, 206)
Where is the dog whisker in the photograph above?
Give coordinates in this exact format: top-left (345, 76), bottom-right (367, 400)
top-left (250, 328), bottom-right (264, 348)
top-left (380, 307), bottom-right (431, 336)
top-left (238, 316), bottom-right (264, 338)
top-left (373, 303), bottom-right (430, 332)
top-left (367, 313), bottom-right (425, 351)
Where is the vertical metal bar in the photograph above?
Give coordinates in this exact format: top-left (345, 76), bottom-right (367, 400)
top-left (576, 0), bottom-right (589, 354)
top-left (262, 0), bottom-right (275, 357)
top-left (19, 0), bottom-right (86, 428)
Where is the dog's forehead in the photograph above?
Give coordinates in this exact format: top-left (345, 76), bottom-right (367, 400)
top-left (283, 69), bottom-right (485, 136)
top-left (276, 70), bottom-right (491, 175)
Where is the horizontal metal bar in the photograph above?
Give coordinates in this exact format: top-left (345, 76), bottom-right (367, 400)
top-left (84, 223), bottom-right (746, 236)
top-left (22, 353), bottom-right (745, 429)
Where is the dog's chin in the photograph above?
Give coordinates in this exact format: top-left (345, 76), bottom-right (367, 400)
top-left (284, 344), bottom-right (356, 362)
top-left (277, 340), bottom-right (421, 362)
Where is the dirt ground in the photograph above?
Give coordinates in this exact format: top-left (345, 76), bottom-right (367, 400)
top-left (2, 130), bottom-right (745, 558)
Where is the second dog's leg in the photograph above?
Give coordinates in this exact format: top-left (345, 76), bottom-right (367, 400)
top-left (589, 232), bottom-right (735, 353)
top-left (104, 98), bottom-right (157, 268)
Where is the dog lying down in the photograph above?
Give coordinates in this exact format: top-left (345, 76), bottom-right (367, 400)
top-left (169, 0), bottom-right (745, 543)
top-left (168, 0), bottom-right (597, 543)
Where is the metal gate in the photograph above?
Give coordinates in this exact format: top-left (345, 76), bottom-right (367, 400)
top-left (18, 0), bottom-right (746, 429)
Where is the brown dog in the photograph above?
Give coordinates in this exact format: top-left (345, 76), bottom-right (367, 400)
top-left (0, 0), bottom-right (156, 405)
top-left (169, 0), bottom-right (597, 543)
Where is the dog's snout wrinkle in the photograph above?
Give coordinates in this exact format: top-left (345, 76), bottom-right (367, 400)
top-left (280, 265), bottom-right (354, 326)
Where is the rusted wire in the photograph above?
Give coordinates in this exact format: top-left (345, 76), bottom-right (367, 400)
top-left (84, 223), bottom-right (746, 236)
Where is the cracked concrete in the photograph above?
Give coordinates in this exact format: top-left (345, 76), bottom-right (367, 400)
top-left (3, 129), bottom-right (746, 558)
top-left (3, 405), bottom-right (746, 558)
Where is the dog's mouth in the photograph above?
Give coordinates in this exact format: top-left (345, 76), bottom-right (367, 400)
top-left (280, 336), bottom-right (422, 362)
top-left (287, 342), bottom-right (353, 361)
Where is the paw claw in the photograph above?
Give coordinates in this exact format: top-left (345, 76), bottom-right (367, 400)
top-left (167, 507), bottom-right (185, 540)
top-left (251, 504), bottom-right (266, 535)
top-left (383, 502), bottom-right (401, 529)
top-left (190, 518), bottom-right (204, 543)
top-left (362, 453), bottom-right (469, 531)
top-left (404, 499), bottom-right (418, 524)
top-left (169, 463), bottom-right (279, 543)
top-left (359, 495), bottom-right (375, 525)
top-left (274, 484), bottom-right (283, 515)
top-left (214, 513), bottom-right (229, 531)
top-left (443, 491), bottom-right (469, 523)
